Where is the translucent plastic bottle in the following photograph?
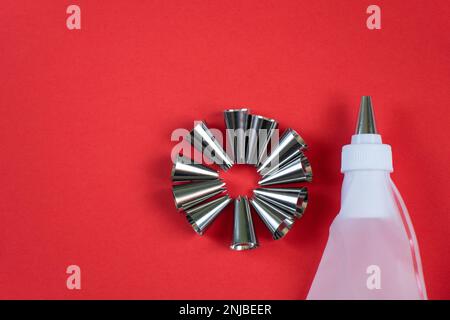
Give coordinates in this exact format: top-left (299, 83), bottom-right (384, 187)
top-left (307, 97), bottom-right (427, 300)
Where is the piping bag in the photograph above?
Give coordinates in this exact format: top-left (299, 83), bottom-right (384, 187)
top-left (307, 97), bottom-right (427, 299)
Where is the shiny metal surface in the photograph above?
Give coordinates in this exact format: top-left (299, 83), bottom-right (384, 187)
top-left (246, 115), bottom-right (278, 166)
top-left (257, 128), bottom-right (307, 175)
top-left (230, 196), bottom-right (258, 251)
top-left (258, 154), bottom-right (312, 186)
top-left (171, 155), bottom-right (219, 181)
top-left (261, 149), bottom-right (303, 177)
top-left (254, 187), bottom-right (308, 218)
top-left (186, 195), bottom-right (231, 235)
top-left (187, 121), bottom-right (234, 171)
top-left (172, 179), bottom-right (226, 210)
top-left (356, 96), bottom-right (378, 134)
top-left (180, 189), bottom-right (224, 210)
top-left (224, 109), bottom-right (249, 164)
top-left (173, 113), bottom-right (313, 247)
top-left (250, 197), bottom-right (294, 240)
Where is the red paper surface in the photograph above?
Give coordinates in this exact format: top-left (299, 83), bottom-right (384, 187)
top-left (0, 1), bottom-right (449, 299)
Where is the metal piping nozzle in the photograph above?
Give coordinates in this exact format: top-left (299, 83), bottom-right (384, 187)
top-left (187, 121), bottom-right (234, 171)
top-left (224, 109), bottom-right (249, 164)
top-left (254, 187), bottom-right (308, 218)
top-left (246, 115), bottom-right (278, 166)
top-left (250, 197), bottom-right (294, 240)
top-left (356, 96), bottom-right (378, 134)
top-left (180, 190), bottom-right (224, 211)
top-left (261, 149), bottom-right (303, 177)
top-left (258, 154), bottom-right (312, 186)
top-left (257, 129), bottom-right (307, 175)
top-left (230, 196), bottom-right (258, 251)
top-left (172, 179), bottom-right (226, 210)
top-left (171, 155), bottom-right (219, 182)
top-left (186, 195), bottom-right (231, 235)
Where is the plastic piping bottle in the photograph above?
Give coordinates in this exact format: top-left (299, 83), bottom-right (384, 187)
top-left (307, 96), bottom-right (427, 300)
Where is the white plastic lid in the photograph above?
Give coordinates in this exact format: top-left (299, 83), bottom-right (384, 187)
top-left (341, 134), bottom-right (393, 172)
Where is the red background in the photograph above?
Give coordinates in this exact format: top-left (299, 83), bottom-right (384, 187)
top-left (0, 1), bottom-right (449, 299)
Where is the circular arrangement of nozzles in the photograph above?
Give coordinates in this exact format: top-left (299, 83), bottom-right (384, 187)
top-left (171, 109), bottom-right (312, 250)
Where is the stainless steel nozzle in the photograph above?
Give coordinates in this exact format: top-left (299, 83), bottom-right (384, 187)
top-left (172, 179), bottom-right (226, 210)
top-left (258, 154), bottom-right (312, 186)
top-left (356, 96), bottom-right (378, 134)
top-left (254, 187), bottom-right (308, 218)
top-left (187, 121), bottom-right (234, 171)
top-left (257, 129), bottom-right (307, 175)
top-left (224, 109), bottom-right (249, 164)
top-left (180, 189), bottom-right (224, 210)
top-left (246, 115), bottom-right (278, 166)
top-left (171, 155), bottom-right (219, 182)
top-left (250, 197), bottom-right (294, 240)
top-left (261, 149), bottom-right (303, 177)
top-left (186, 195), bottom-right (231, 235)
top-left (230, 196), bottom-right (258, 251)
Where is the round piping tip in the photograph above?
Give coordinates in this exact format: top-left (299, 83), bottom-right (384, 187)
top-left (230, 196), bottom-right (259, 251)
top-left (356, 96), bottom-right (378, 134)
top-left (250, 197), bottom-right (294, 240)
top-left (246, 114), bottom-right (278, 166)
top-left (185, 195), bottom-right (231, 235)
top-left (258, 154), bottom-right (313, 186)
top-left (171, 155), bottom-right (219, 182)
top-left (257, 128), bottom-right (307, 174)
top-left (172, 180), bottom-right (226, 209)
top-left (187, 121), bottom-right (234, 171)
top-left (254, 187), bottom-right (308, 219)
